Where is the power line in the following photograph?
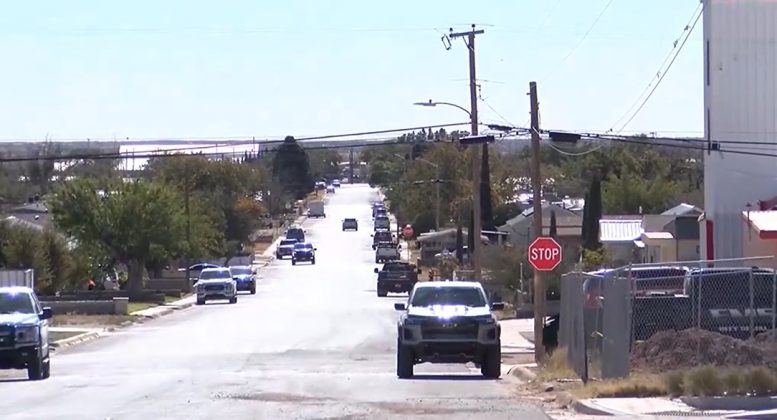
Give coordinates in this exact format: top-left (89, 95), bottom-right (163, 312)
top-left (610, 5), bottom-right (703, 133)
top-left (540, 0), bottom-right (615, 82)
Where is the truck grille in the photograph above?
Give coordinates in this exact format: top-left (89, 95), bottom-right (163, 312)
top-left (203, 284), bottom-right (224, 291)
top-left (0, 325), bottom-right (14, 347)
top-left (421, 319), bottom-right (479, 340)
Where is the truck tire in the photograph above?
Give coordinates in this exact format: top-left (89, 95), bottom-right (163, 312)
top-left (292, 259), bottom-right (297, 266)
top-left (396, 340), bottom-right (414, 379)
top-left (481, 344), bottom-right (501, 379)
top-left (230, 296), bottom-right (238, 304)
top-left (311, 258), bottom-right (316, 265)
top-left (196, 298), bottom-right (205, 305)
top-left (27, 353), bottom-right (46, 381)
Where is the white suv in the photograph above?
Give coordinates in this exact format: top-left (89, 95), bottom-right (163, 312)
top-left (195, 268), bottom-right (237, 305)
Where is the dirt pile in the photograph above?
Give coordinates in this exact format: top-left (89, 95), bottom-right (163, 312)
top-left (631, 328), bottom-right (777, 372)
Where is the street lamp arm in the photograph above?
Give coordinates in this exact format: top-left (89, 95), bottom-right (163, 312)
top-left (413, 100), bottom-right (472, 118)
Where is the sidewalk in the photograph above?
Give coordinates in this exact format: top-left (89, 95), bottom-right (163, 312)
top-left (131, 294), bottom-right (196, 318)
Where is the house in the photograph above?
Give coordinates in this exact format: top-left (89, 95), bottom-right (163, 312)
top-left (416, 228), bottom-right (488, 265)
top-left (742, 210), bottom-right (777, 270)
top-left (599, 217), bottom-right (643, 265)
top-left (498, 203), bottom-right (583, 262)
top-left (640, 203), bottom-right (703, 264)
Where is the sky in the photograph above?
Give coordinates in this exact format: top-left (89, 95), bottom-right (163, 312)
top-left (0, 0), bottom-right (704, 142)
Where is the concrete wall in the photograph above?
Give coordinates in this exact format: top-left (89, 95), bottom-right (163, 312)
top-left (41, 298), bottom-right (129, 315)
top-left (0, 269), bottom-right (34, 288)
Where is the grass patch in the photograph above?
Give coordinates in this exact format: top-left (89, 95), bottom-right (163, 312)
top-left (52, 314), bottom-right (138, 327)
top-left (537, 347), bottom-right (577, 382)
top-left (49, 330), bottom-right (83, 342)
top-left (666, 365), bottom-right (777, 397)
top-left (573, 375), bottom-right (667, 399)
top-left (128, 301), bottom-right (158, 313)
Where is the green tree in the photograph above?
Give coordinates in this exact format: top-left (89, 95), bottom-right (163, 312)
top-left (49, 178), bottom-right (215, 293)
top-left (549, 210), bottom-right (558, 238)
top-left (582, 176), bottom-right (602, 251)
top-left (272, 136), bottom-right (313, 200)
top-left (602, 172), bottom-right (680, 214)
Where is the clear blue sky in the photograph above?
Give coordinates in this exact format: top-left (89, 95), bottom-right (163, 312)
top-left (0, 0), bottom-right (703, 141)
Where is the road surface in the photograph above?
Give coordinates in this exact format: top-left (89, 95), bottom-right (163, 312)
top-left (0, 184), bottom-right (554, 420)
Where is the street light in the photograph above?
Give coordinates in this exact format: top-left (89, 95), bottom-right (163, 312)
top-left (412, 98), bottom-right (482, 281)
top-left (413, 100), bottom-right (472, 118)
top-left (414, 158), bottom-right (441, 231)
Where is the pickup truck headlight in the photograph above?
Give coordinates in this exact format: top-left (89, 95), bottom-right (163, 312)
top-left (15, 326), bottom-right (38, 343)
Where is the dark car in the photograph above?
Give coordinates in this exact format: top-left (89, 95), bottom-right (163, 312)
top-left (374, 216), bottom-right (390, 231)
top-left (229, 266), bottom-right (256, 294)
top-left (372, 229), bottom-right (394, 249)
top-left (292, 242), bottom-right (316, 265)
top-left (0, 287), bottom-right (53, 380)
top-left (342, 218), bottom-right (358, 231)
top-left (276, 238), bottom-right (299, 259)
top-left (285, 227), bottom-right (305, 242)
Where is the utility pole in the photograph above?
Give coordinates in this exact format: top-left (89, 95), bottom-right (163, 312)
top-left (529, 81), bottom-right (546, 362)
top-left (449, 24), bottom-right (484, 281)
top-left (349, 148), bottom-right (355, 183)
top-left (435, 166), bottom-right (441, 231)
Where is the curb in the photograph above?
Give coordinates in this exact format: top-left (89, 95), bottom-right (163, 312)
top-left (570, 398), bottom-right (629, 416)
top-left (507, 364), bottom-right (538, 382)
top-left (51, 330), bottom-right (101, 350)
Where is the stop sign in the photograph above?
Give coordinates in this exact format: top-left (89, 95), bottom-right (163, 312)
top-left (528, 237), bottom-right (562, 271)
top-left (402, 224), bottom-right (414, 239)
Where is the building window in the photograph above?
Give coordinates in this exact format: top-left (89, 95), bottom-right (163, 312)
top-left (696, 245), bottom-right (700, 255)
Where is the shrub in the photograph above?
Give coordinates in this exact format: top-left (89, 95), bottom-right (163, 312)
top-left (685, 366), bottom-right (722, 396)
top-left (744, 367), bottom-right (777, 396)
top-left (722, 369), bottom-right (745, 396)
top-left (664, 370), bottom-right (685, 397)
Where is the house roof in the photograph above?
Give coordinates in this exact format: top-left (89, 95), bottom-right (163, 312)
top-left (642, 231), bottom-right (674, 240)
top-left (662, 203), bottom-right (703, 216)
top-left (744, 211), bottom-right (777, 239)
top-left (600, 219), bottom-right (643, 242)
top-left (417, 228), bottom-right (488, 243)
top-left (500, 203), bottom-right (580, 231)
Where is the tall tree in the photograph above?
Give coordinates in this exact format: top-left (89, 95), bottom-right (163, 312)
top-left (50, 179), bottom-right (220, 294)
top-left (583, 176), bottom-right (602, 250)
top-left (549, 210), bottom-right (558, 238)
top-left (480, 144), bottom-right (495, 231)
top-left (271, 136), bottom-right (313, 200)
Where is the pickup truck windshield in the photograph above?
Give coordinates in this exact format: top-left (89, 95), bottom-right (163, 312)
top-left (229, 267), bottom-right (252, 276)
top-left (0, 292), bottom-right (35, 314)
top-left (199, 270), bottom-right (231, 280)
top-left (294, 244), bottom-right (313, 250)
top-left (410, 287), bottom-right (486, 307)
top-left (280, 239), bottom-right (297, 246)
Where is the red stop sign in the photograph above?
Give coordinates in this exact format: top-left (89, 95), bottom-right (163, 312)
top-left (528, 237), bottom-right (562, 271)
top-left (402, 225), bottom-right (414, 239)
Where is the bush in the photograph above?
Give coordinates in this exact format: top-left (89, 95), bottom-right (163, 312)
top-left (664, 370), bottom-right (685, 397)
top-left (723, 370), bottom-right (745, 396)
top-left (744, 367), bottom-right (777, 396)
top-left (685, 366), bottom-right (723, 396)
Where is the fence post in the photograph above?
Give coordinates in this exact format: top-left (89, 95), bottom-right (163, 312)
top-left (749, 268), bottom-right (755, 339)
top-left (772, 271), bottom-right (776, 331)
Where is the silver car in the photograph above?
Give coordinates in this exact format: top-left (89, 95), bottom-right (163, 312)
top-left (195, 268), bottom-right (237, 305)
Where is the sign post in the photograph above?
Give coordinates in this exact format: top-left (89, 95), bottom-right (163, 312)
top-left (528, 237), bottom-right (562, 272)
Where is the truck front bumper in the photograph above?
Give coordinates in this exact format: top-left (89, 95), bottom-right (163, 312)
top-left (0, 346), bottom-right (40, 369)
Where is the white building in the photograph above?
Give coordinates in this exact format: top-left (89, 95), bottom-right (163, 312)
top-left (701, 0), bottom-right (777, 263)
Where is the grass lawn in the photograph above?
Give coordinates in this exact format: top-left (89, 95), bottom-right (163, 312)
top-left (52, 314), bottom-right (139, 328)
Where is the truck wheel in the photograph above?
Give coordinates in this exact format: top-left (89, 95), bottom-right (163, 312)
top-left (377, 288), bottom-right (388, 297)
top-left (196, 298), bottom-right (205, 305)
top-left (230, 296), bottom-right (238, 304)
top-left (250, 285), bottom-right (257, 295)
top-left (311, 258), bottom-right (316, 265)
top-left (481, 344), bottom-right (501, 379)
top-left (292, 260), bottom-right (297, 266)
top-left (27, 354), bottom-right (46, 381)
top-left (396, 340), bottom-right (414, 379)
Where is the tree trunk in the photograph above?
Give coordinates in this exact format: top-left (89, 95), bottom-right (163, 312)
top-left (127, 259), bottom-right (145, 295)
top-left (455, 208), bottom-right (464, 263)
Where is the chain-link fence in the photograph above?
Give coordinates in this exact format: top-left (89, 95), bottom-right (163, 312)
top-left (560, 256), bottom-right (777, 381)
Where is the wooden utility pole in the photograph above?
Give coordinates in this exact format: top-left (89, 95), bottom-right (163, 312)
top-left (529, 81), bottom-right (546, 363)
top-left (184, 160), bottom-right (192, 293)
top-left (449, 24), bottom-right (484, 280)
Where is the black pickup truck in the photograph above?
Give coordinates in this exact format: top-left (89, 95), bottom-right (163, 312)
top-left (374, 262), bottom-right (421, 297)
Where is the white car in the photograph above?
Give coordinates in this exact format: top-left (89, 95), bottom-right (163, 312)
top-left (195, 268), bottom-right (237, 305)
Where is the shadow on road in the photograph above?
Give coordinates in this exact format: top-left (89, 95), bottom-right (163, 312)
top-left (405, 374), bottom-right (494, 381)
top-left (0, 378), bottom-right (30, 383)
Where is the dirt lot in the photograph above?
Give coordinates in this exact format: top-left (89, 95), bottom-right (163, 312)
top-left (631, 328), bottom-right (777, 372)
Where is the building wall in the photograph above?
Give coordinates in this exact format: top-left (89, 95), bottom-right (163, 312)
top-left (677, 239), bottom-right (701, 262)
top-left (642, 240), bottom-right (676, 264)
top-left (704, 0), bottom-right (777, 263)
top-left (742, 222), bottom-right (777, 270)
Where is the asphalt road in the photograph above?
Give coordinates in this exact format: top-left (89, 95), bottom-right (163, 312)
top-left (0, 184), bottom-right (553, 420)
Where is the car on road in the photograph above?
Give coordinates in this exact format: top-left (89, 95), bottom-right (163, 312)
top-left (374, 262), bottom-right (421, 297)
top-left (308, 201), bottom-right (326, 218)
top-left (374, 207), bottom-right (388, 219)
top-left (342, 218), bottom-right (358, 231)
top-left (195, 268), bottom-right (238, 305)
top-left (372, 229), bottom-right (394, 249)
top-left (229, 266), bottom-right (257, 294)
top-left (0, 287), bottom-right (53, 381)
top-left (292, 242), bottom-right (317, 265)
top-left (276, 238), bottom-right (299, 259)
top-left (285, 226), bottom-right (305, 243)
top-left (326, 185), bottom-right (335, 194)
top-left (374, 216), bottom-right (390, 231)
top-left (333, 179), bottom-right (341, 187)
top-left (375, 243), bottom-right (400, 263)
top-left (180, 262), bottom-right (222, 284)
top-left (394, 281), bottom-right (504, 379)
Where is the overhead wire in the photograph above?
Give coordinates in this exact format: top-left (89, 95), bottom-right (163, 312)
top-left (609, 4), bottom-right (703, 133)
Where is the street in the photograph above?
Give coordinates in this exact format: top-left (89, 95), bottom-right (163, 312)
top-left (0, 184), bottom-right (551, 420)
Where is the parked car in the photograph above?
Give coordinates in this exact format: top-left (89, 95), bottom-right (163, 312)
top-left (195, 268), bottom-right (238, 305)
top-left (333, 179), bottom-right (341, 187)
top-left (374, 216), bottom-right (390, 231)
top-left (292, 242), bottom-right (317, 265)
top-left (229, 266), bottom-right (257, 294)
top-left (0, 287), bottom-right (53, 380)
top-left (285, 226), bottom-right (305, 242)
top-left (326, 185), bottom-right (335, 194)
